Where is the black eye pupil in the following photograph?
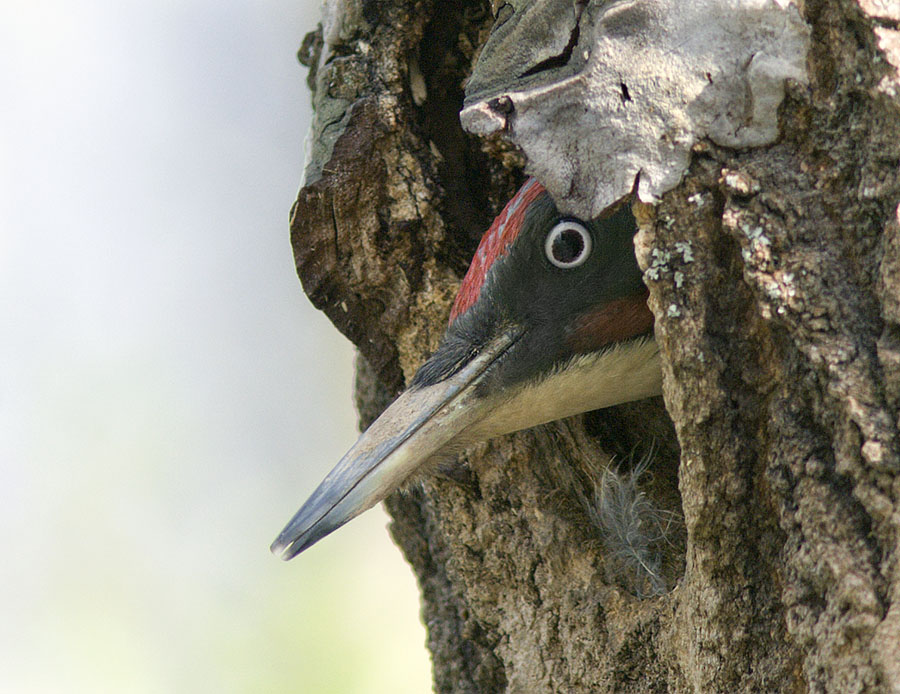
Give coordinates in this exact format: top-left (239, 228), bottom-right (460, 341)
top-left (545, 221), bottom-right (591, 268)
top-left (552, 229), bottom-right (585, 263)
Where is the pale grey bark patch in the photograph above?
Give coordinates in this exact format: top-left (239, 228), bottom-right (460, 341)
top-left (460, 0), bottom-right (810, 218)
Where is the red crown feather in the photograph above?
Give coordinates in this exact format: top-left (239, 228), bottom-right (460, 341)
top-left (449, 178), bottom-right (546, 323)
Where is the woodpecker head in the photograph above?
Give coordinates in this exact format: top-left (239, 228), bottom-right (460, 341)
top-left (272, 178), bottom-right (661, 559)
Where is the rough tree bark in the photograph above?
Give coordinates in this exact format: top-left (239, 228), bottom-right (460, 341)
top-left (289, 0), bottom-right (900, 691)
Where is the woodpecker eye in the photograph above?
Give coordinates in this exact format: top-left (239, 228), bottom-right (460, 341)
top-left (544, 220), bottom-right (592, 268)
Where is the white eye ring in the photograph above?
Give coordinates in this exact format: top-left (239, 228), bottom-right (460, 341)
top-left (544, 220), bottom-right (592, 268)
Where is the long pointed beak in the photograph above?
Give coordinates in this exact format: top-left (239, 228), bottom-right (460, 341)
top-left (271, 329), bottom-right (522, 560)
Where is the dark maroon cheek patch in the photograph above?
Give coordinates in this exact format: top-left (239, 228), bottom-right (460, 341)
top-left (567, 289), bottom-right (654, 354)
top-left (450, 178), bottom-right (547, 324)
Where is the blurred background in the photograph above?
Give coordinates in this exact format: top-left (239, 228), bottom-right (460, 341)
top-left (0, 1), bottom-right (431, 692)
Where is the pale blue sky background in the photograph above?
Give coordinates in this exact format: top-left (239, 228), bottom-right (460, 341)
top-left (0, 1), bottom-right (429, 692)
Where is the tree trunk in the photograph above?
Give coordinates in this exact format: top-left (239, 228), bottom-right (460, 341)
top-left (290, 1), bottom-right (900, 691)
